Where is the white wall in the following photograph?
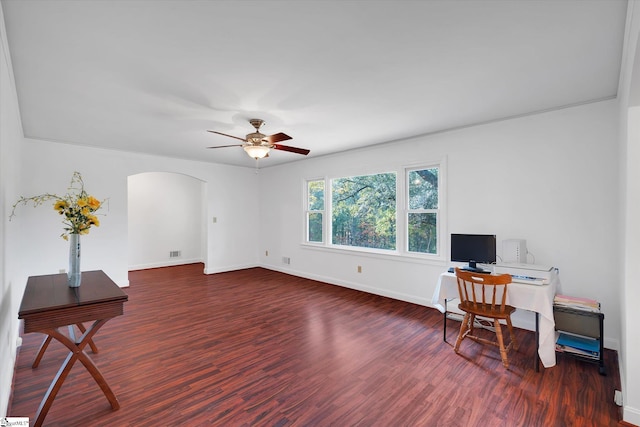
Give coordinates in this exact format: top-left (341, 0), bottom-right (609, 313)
top-left (14, 139), bottom-right (261, 286)
top-left (1, 0), bottom-right (633, 419)
top-left (0, 1), bottom-right (23, 417)
top-left (623, 106), bottom-right (640, 424)
top-left (618, 1), bottom-right (640, 423)
top-left (128, 172), bottom-right (205, 270)
top-left (0, 137), bottom-right (261, 416)
top-left (258, 99), bottom-right (621, 350)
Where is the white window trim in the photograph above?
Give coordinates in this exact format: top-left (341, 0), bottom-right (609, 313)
top-left (301, 157), bottom-right (447, 262)
top-left (405, 163), bottom-right (442, 257)
top-left (329, 170), bottom-right (398, 252)
top-left (304, 178), bottom-right (326, 245)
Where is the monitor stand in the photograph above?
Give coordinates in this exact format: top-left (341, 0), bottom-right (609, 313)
top-left (461, 261), bottom-right (491, 274)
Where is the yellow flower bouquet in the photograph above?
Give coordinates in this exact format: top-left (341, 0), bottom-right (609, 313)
top-left (11, 171), bottom-right (104, 240)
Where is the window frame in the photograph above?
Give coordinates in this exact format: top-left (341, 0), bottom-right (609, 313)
top-left (304, 178), bottom-right (326, 244)
top-left (302, 158), bottom-right (446, 262)
top-left (405, 164), bottom-right (441, 257)
top-left (329, 171), bottom-right (398, 252)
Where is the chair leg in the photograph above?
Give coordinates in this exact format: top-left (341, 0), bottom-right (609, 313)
top-left (454, 313), bottom-right (471, 354)
top-left (506, 316), bottom-right (518, 350)
top-left (494, 318), bottom-right (509, 368)
top-left (469, 314), bottom-right (476, 335)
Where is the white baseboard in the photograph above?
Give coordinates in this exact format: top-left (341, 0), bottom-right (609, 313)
top-left (257, 263), bottom-right (431, 307)
top-left (128, 258), bottom-right (204, 271)
top-left (204, 263), bottom-right (258, 275)
top-left (623, 405), bottom-right (640, 426)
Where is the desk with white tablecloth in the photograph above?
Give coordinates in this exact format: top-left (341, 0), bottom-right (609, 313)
top-left (432, 270), bottom-right (560, 369)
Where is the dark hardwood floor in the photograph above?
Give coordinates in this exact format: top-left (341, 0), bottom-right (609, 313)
top-left (9, 263), bottom-right (622, 426)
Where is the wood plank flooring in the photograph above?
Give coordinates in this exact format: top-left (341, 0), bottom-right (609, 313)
top-left (8, 263), bottom-right (623, 426)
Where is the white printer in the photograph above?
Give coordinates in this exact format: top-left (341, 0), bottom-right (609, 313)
top-left (493, 262), bottom-right (556, 285)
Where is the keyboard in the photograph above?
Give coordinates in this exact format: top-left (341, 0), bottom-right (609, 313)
top-left (447, 267), bottom-right (491, 274)
top-left (447, 268), bottom-right (548, 285)
top-left (510, 275), bottom-right (548, 286)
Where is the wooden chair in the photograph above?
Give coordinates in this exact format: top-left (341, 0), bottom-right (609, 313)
top-left (454, 267), bottom-right (518, 368)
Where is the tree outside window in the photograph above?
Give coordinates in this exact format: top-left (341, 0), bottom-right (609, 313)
top-left (306, 179), bottom-right (324, 243)
top-left (304, 163), bottom-right (442, 257)
top-left (331, 173), bottom-right (396, 250)
top-left (407, 167), bottom-right (439, 254)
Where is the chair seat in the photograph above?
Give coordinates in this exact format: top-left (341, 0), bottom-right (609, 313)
top-left (458, 302), bottom-right (516, 319)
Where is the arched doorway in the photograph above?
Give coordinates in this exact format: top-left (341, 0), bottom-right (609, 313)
top-left (127, 172), bottom-right (206, 270)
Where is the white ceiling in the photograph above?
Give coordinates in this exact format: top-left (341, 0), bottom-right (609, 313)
top-left (1, 0), bottom-right (629, 168)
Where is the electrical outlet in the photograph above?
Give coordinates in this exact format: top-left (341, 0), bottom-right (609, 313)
top-left (212, 217), bottom-right (217, 223)
top-left (265, 250), bottom-right (269, 256)
top-left (357, 265), bottom-right (362, 273)
top-left (282, 257), bottom-right (290, 265)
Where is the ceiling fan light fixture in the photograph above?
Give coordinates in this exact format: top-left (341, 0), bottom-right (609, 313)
top-left (207, 118), bottom-right (308, 160)
top-left (244, 145), bottom-right (270, 159)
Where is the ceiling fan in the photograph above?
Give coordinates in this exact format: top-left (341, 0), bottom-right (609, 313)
top-left (207, 119), bottom-right (310, 160)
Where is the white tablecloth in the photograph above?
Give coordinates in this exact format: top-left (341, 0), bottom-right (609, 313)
top-left (432, 271), bottom-right (560, 368)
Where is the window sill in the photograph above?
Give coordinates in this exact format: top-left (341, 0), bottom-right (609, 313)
top-left (300, 242), bottom-right (447, 266)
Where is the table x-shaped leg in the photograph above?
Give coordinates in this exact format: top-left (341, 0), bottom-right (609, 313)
top-left (32, 323), bottom-right (99, 369)
top-left (33, 318), bottom-right (119, 427)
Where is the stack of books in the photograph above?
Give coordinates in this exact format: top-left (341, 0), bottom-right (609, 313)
top-left (553, 294), bottom-right (600, 312)
top-left (555, 332), bottom-right (600, 360)
top-left (553, 294), bottom-right (602, 361)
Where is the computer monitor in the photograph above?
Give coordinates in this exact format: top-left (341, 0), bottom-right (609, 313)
top-left (450, 233), bottom-right (496, 273)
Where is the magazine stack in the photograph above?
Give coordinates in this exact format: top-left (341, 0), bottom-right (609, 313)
top-left (555, 331), bottom-right (600, 360)
top-left (553, 294), bottom-right (600, 312)
top-left (553, 294), bottom-right (602, 361)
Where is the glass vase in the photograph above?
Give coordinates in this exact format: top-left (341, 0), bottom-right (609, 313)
top-left (68, 233), bottom-right (81, 287)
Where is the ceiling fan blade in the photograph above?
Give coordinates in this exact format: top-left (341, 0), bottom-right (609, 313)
top-left (263, 132), bottom-right (292, 143)
top-left (272, 144), bottom-right (310, 155)
top-left (207, 144), bottom-right (243, 149)
top-left (207, 130), bottom-right (246, 142)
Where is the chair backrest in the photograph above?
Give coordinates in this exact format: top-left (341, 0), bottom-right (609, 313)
top-left (454, 268), bottom-right (512, 313)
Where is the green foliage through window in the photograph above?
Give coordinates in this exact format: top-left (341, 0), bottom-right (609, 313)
top-left (308, 212), bottom-right (323, 242)
top-left (331, 173), bottom-right (396, 250)
top-left (305, 165), bottom-right (441, 256)
top-left (306, 180), bottom-right (324, 243)
top-left (308, 180), bottom-right (324, 211)
top-left (407, 168), bottom-right (438, 254)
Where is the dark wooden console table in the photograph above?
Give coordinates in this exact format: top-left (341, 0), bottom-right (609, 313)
top-left (18, 270), bottom-right (128, 427)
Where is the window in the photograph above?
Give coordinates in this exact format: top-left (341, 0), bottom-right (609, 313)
top-left (304, 161), bottom-right (443, 258)
top-left (306, 179), bottom-right (325, 243)
top-left (407, 167), bottom-right (439, 254)
top-left (331, 173), bottom-right (396, 250)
